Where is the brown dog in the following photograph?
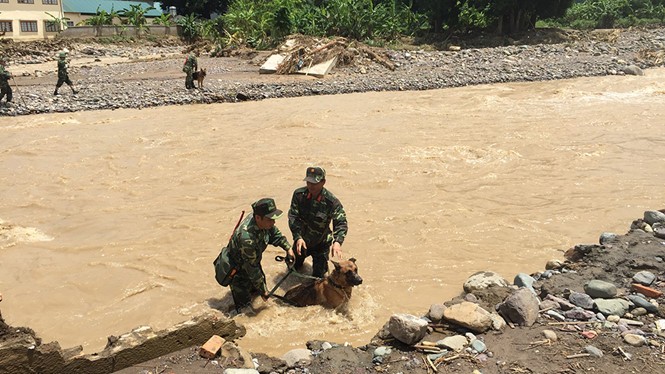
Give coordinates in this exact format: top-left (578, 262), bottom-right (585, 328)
top-left (283, 258), bottom-right (362, 308)
top-left (192, 68), bottom-right (206, 88)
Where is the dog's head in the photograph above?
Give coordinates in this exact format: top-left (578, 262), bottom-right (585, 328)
top-left (199, 68), bottom-right (207, 77)
top-left (331, 257), bottom-right (363, 287)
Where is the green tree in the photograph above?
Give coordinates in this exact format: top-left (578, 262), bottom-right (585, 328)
top-left (152, 13), bottom-right (175, 26)
top-left (45, 12), bottom-right (70, 32)
top-left (81, 6), bottom-right (119, 36)
top-left (159, 0), bottom-right (231, 18)
top-left (119, 4), bottom-right (156, 34)
top-left (176, 13), bottom-right (204, 42)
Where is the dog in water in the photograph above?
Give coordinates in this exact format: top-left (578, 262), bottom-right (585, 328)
top-left (283, 258), bottom-right (362, 308)
top-left (192, 68), bottom-right (207, 88)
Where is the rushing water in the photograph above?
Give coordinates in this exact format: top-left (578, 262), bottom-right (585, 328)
top-left (1, 69), bottom-right (665, 357)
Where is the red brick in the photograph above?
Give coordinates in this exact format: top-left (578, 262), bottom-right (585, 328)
top-left (631, 283), bottom-right (663, 299)
top-left (199, 335), bottom-right (225, 359)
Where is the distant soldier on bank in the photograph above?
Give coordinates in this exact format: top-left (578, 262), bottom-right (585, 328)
top-left (182, 51), bottom-right (198, 89)
top-left (0, 57), bottom-right (12, 105)
top-left (54, 51), bottom-right (78, 96)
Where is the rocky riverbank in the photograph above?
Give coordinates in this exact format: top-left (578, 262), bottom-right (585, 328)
top-left (118, 210), bottom-right (665, 374)
top-left (1, 27), bottom-right (664, 116)
top-left (2, 210), bottom-right (664, 373)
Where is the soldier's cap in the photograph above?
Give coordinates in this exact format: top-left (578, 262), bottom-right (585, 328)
top-left (58, 51), bottom-right (67, 58)
top-left (303, 166), bottom-right (326, 184)
top-left (252, 198), bottom-right (283, 220)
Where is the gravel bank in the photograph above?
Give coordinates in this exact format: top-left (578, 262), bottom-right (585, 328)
top-left (1, 27), bottom-right (663, 117)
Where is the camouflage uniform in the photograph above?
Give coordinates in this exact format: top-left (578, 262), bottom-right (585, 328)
top-left (54, 52), bottom-right (77, 95)
top-left (288, 167), bottom-right (348, 278)
top-left (227, 199), bottom-right (292, 310)
top-left (182, 54), bottom-right (198, 89)
top-left (0, 61), bottom-right (12, 104)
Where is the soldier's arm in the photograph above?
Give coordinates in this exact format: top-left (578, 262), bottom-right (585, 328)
top-left (331, 200), bottom-right (348, 245)
top-left (268, 226), bottom-right (292, 252)
top-left (288, 191), bottom-right (304, 242)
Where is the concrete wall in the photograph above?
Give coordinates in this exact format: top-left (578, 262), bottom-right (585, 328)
top-left (60, 25), bottom-right (180, 38)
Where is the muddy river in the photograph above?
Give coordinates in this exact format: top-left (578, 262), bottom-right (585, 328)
top-left (1, 69), bottom-right (665, 356)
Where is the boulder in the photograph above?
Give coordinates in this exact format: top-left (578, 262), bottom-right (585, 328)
top-left (442, 302), bottom-right (493, 333)
top-left (644, 210), bottom-right (665, 225)
top-left (497, 288), bottom-right (540, 327)
top-left (594, 298), bottom-right (630, 316)
top-left (463, 271), bottom-right (509, 293)
top-left (281, 348), bottom-right (312, 368)
top-left (569, 291), bottom-right (594, 310)
top-left (632, 271), bottom-right (656, 286)
top-left (388, 314), bottom-right (428, 345)
top-left (584, 280), bottom-right (617, 299)
top-left (436, 335), bottom-right (467, 351)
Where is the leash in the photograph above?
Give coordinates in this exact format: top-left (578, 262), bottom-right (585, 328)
top-left (274, 255), bottom-right (321, 281)
top-left (267, 255), bottom-right (322, 305)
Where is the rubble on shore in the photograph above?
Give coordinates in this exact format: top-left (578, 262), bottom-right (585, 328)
top-left (0, 27), bottom-right (664, 116)
top-left (2, 209), bottom-right (665, 373)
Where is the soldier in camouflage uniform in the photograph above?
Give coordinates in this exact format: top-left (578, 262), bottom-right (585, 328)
top-left (0, 57), bottom-right (12, 105)
top-left (182, 52), bottom-right (198, 89)
top-left (228, 198), bottom-right (295, 312)
top-left (288, 166), bottom-right (348, 278)
top-left (54, 51), bottom-right (77, 96)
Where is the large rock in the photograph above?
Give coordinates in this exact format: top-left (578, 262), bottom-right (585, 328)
top-left (626, 294), bottom-right (659, 314)
top-left (569, 291), bottom-right (594, 310)
top-left (514, 273), bottom-right (537, 295)
top-left (281, 348), bottom-right (312, 367)
top-left (436, 335), bottom-right (467, 351)
top-left (463, 271), bottom-right (509, 293)
top-left (497, 288), bottom-right (540, 326)
top-left (221, 342), bottom-right (254, 369)
top-left (584, 279), bottom-right (617, 299)
top-left (388, 314), bottom-right (428, 345)
top-left (442, 302), bottom-right (493, 333)
top-left (644, 210), bottom-right (665, 225)
top-left (594, 298), bottom-right (630, 316)
top-left (427, 304), bottom-right (447, 323)
top-left (632, 271), bottom-right (656, 286)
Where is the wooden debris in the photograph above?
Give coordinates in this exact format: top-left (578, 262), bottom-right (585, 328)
top-left (358, 47), bottom-right (395, 71)
top-left (566, 353), bottom-right (591, 359)
top-left (521, 339), bottom-right (551, 350)
top-left (616, 346), bottom-right (632, 361)
top-left (414, 344), bottom-right (442, 353)
top-left (275, 38), bottom-right (348, 75)
top-left (547, 321), bottom-right (593, 326)
top-left (425, 355), bottom-right (438, 372)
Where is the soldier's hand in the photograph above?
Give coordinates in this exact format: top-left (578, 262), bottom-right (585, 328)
top-left (260, 291), bottom-right (269, 301)
top-left (285, 249), bottom-right (295, 267)
top-left (295, 238), bottom-right (307, 256)
top-left (331, 242), bottom-right (342, 259)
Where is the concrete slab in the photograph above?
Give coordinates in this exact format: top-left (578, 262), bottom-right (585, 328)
top-left (295, 56), bottom-right (338, 78)
top-left (259, 54), bottom-right (285, 74)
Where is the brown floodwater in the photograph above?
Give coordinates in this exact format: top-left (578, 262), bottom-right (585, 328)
top-left (1, 69), bottom-right (665, 357)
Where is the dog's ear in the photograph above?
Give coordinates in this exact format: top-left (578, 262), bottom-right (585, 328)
top-left (331, 260), bottom-right (341, 271)
top-left (349, 257), bottom-right (356, 263)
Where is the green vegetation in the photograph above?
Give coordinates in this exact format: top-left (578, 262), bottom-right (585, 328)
top-left (72, 1), bottom-right (665, 47)
top-left (540, 0), bottom-right (665, 29)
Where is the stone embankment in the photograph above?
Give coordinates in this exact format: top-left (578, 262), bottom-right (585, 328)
top-left (1, 27), bottom-right (664, 116)
top-left (2, 209), bottom-right (664, 373)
